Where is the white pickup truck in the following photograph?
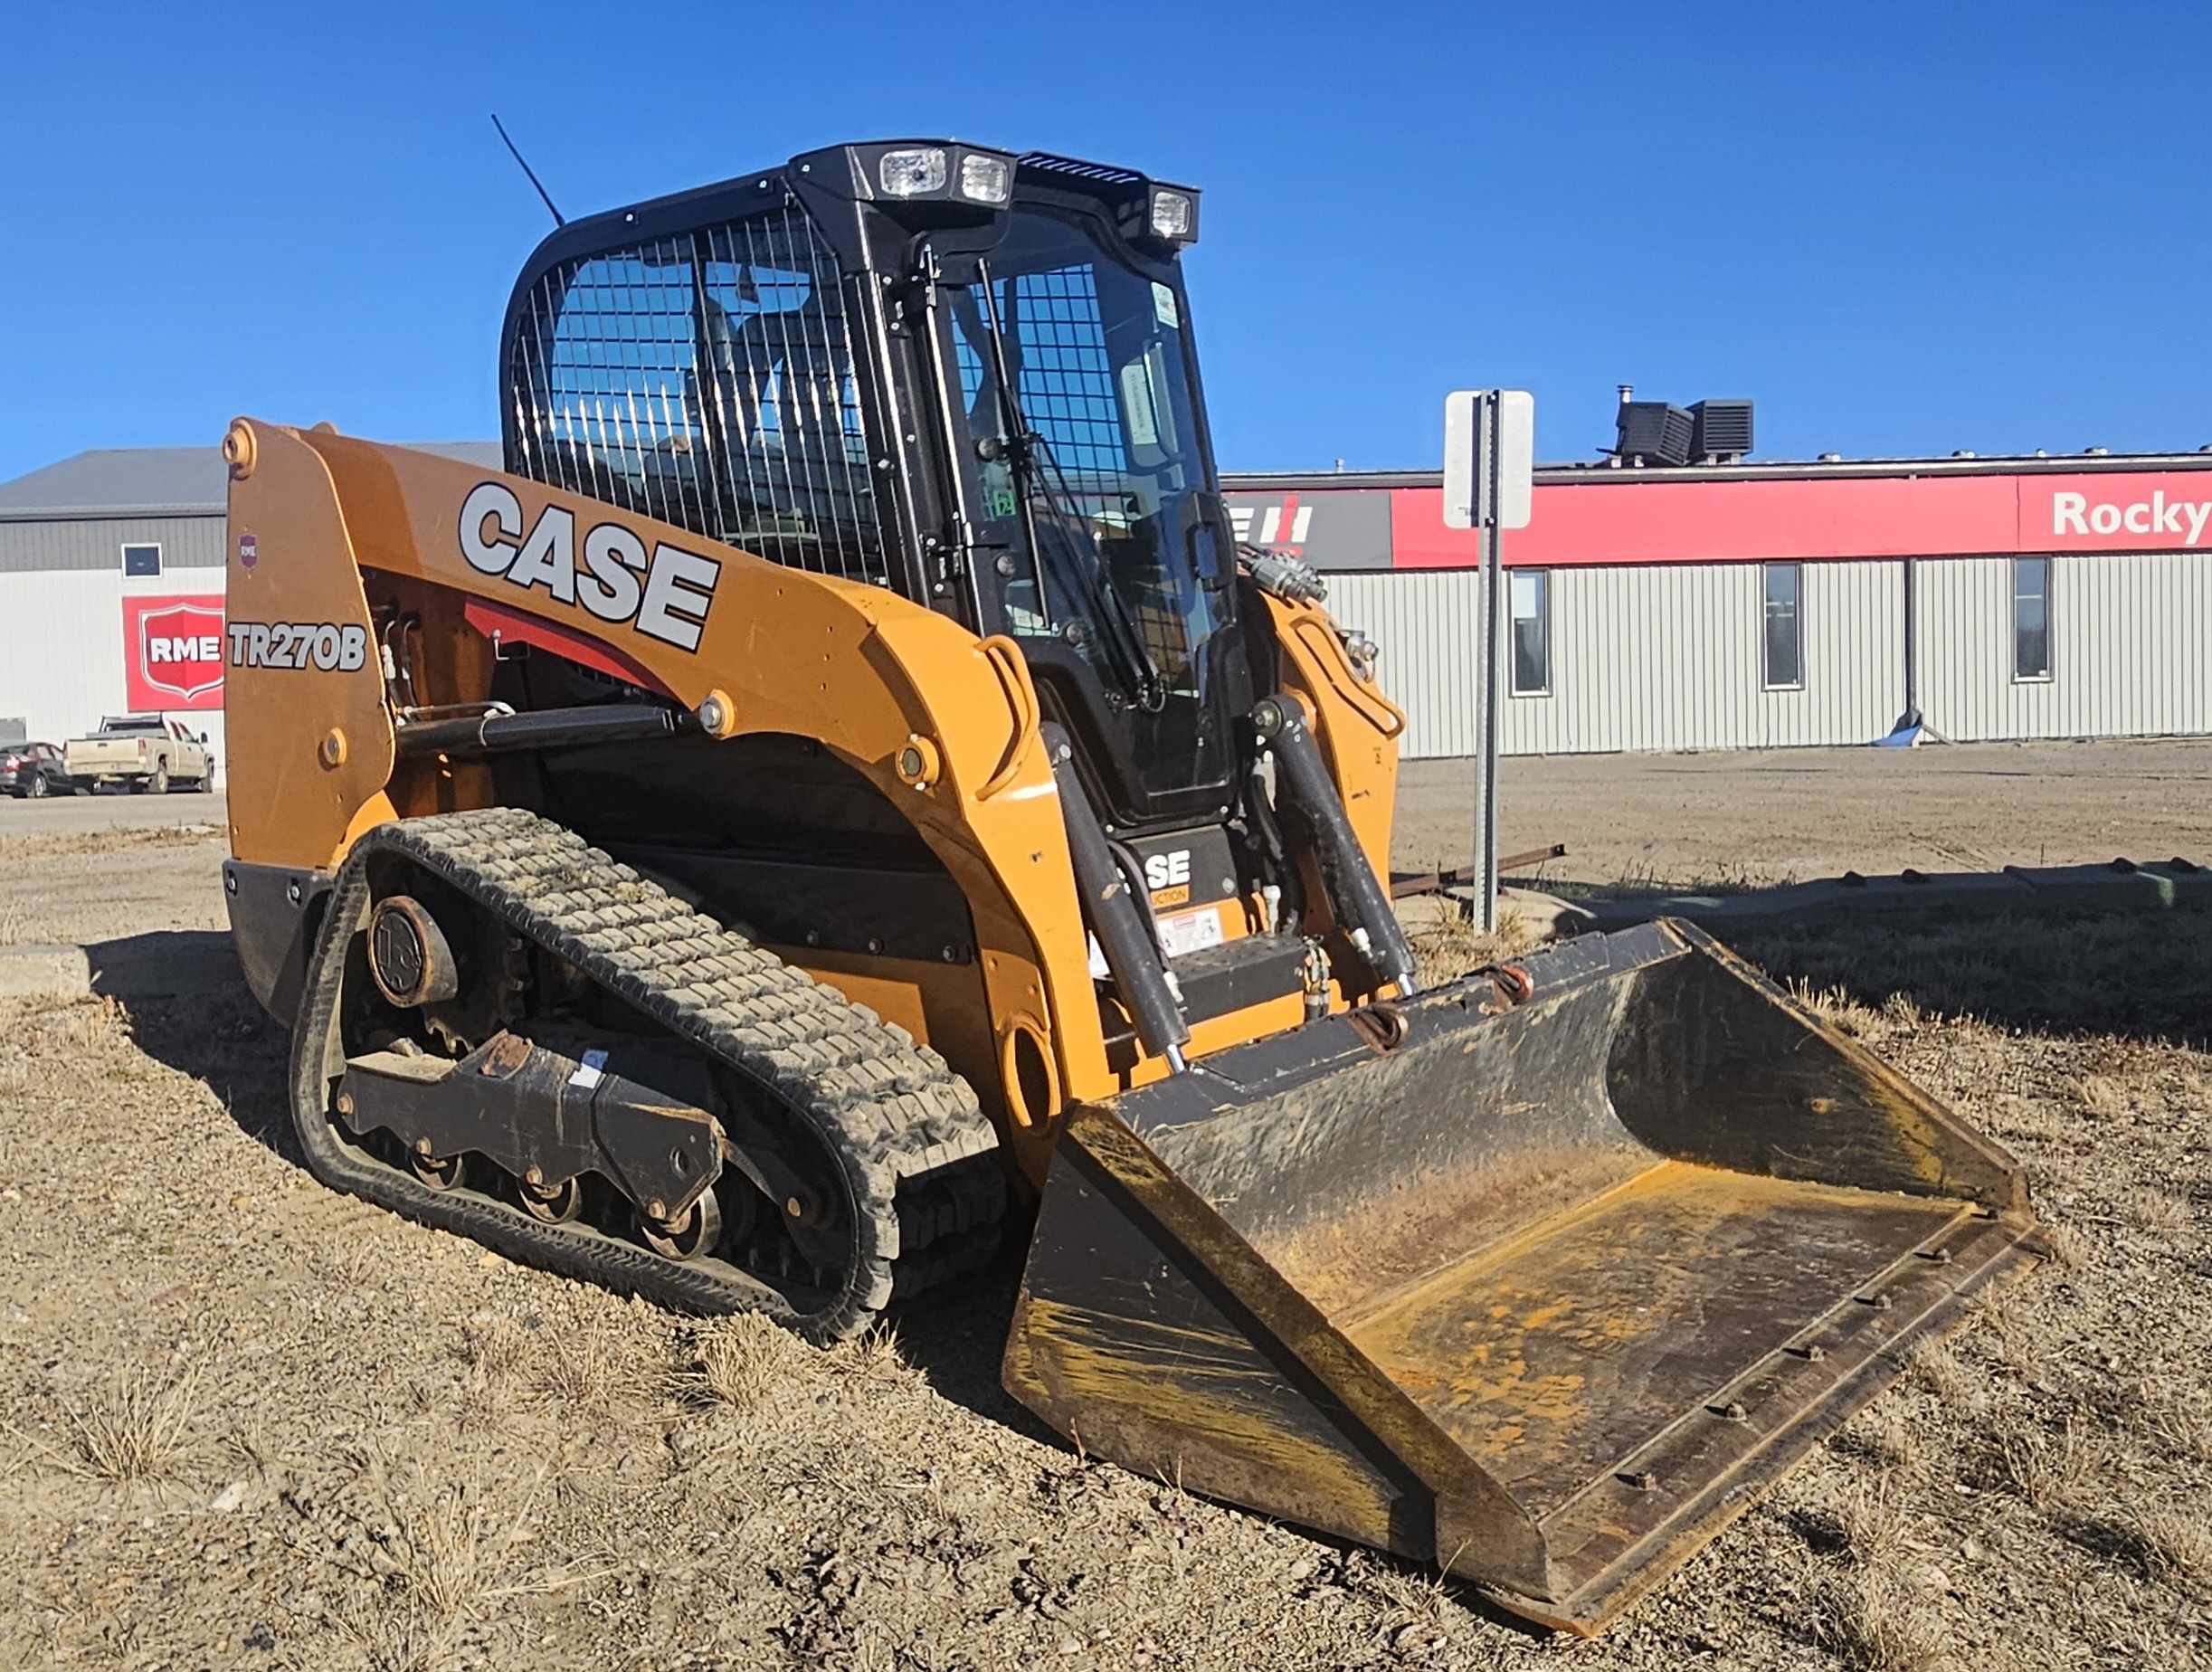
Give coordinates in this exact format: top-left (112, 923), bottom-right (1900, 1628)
top-left (62, 716), bottom-right (215, 793)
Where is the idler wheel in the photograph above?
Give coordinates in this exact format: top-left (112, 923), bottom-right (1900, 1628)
top-left (408, 1140), bottom-right (464, 1192)
top-left (521, 1173), bottom-right (584, 1224)
top-left (641, 1191), bottom-right (723, 1262)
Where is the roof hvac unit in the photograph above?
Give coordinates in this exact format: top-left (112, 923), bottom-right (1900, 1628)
top-left (1690, 399), bottom-right (1755, 462)
top-left (1615, 401), bottom-right (1695, 467)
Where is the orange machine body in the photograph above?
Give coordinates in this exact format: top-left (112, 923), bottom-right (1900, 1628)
top-left (223, 420), bottom-right (1404, 1183)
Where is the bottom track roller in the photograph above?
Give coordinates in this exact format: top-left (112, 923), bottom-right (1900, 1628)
top-left (290, 807), bottom-right (1006, 1340)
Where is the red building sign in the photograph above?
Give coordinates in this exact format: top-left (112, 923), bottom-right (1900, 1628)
top-left (123, 596), bottom-right (226, 711)
top-left (1226, 461), bottom-right (2212, 573)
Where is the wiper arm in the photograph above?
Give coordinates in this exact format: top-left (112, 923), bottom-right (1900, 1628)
top-left (975, 263), bottom-right (1166, 711)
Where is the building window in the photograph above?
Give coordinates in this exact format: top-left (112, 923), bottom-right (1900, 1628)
top-left (1509, 568), bottom-right (1550, 695)
top-left (2013, 556), bottom-right (2052, 680)
top-left (122, 544), bottom-right (162, 577)
top-left (1762, 562), bottom-right (1802, 689)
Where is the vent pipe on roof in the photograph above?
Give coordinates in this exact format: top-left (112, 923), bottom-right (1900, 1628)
top-left (1618, 384), bottom-right (1634, 406)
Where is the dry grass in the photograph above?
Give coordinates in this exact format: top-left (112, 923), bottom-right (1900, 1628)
top-left (384, 1479), bottom-right (550, 1618)
top-left (1994, 1413), bottom-right (2101, 1510)
top-left (1805, 1563), bottom-right (1953, 1671)
top-left (1790, 980), bottom-right (1878, 1037)
top-left (2132, 1502), bottom-right (2212, 1586)
top-left (1400, 897), bottom-right (1540, 987)
top-left (4, 821), bottom-right (2207, 1668)
top-left (1828, 1475), bottom-right (1911, 1567)
top-left (1361, 1560), bottom-right (1462, 1659)
top-left (331, 1449), bottom-right (607, 1663)
top-left (2074, 1073), bottom-right (2130, 1118)
top-left (2122, 1187), bottom-right (2194, 1234)
top-left (55, 1363), bottom-right (202, 1487)
top-left (2038, 1220), bottom-right (2092, 1270)
top-left (1972, 1293), bottom-right (2050, 1382)
top-left (529, 1321), bottom-right (636, 1412)
top-left (1879, 992), bottom-right (1924, 1029)
top-left (1905, 1338), bottom-right (1977, 1409)
top-left (2139, 1376), bottom-right (2212, 1464)
top-left (1852, 1407), bottom-right (1920, 1470)
top-left (1730, 907), bottom-right (2212, 1050)
top-left (827, 1321), bottom-right (921, 1400)
top-left (679, 1312), bottom-right (797, 1411)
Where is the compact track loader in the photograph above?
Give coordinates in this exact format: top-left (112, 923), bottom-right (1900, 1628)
top-left (222, 140), bottom-right (2036, 1631)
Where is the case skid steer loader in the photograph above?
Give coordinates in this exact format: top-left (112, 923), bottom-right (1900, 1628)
top-left (221, 140), bottom-right (2036, 1632)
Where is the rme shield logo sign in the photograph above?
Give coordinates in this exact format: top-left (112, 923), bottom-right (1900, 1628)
top-left (125, 598), bottom-right (227, 709)
top-left (2052, 489), bottom-right (2212, 546)
top-left (460, 483), bottom-right (721, 652)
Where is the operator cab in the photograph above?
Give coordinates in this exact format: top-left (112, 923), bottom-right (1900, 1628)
top-left (500, 141), bottom-right (1243, 836)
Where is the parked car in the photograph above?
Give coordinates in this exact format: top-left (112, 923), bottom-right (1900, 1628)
top-left (62, 717), bottom-right (215, 793)
top-left (0, 741), bottom-right (77, 798)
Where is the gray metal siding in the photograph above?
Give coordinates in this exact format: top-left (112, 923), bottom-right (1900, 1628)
top-left (0, 561), bottom-right (225, 749)
top-left (1919, 553), bottom-right (2212, 742)
top-left (0, 513), bottom-right (224, 574)
top-left (0, 568), bottom-right (137, 741)
top-left (1331, 561), bottom-right (1904, 758)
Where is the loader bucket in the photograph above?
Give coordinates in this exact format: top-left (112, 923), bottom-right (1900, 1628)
top-left (1003, 919), bottom-right (2036, 1633)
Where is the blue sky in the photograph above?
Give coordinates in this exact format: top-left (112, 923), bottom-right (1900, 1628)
top-left (3, 2), bottom-right (2207, 483)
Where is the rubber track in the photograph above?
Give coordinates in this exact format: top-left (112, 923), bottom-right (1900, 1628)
top-left (288, 806), bottom-right (1005, 1341)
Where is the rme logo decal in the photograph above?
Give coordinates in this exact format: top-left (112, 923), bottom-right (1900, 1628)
top-left (229, 622), bottom-right (370, 670)
top-left (149, 632), bottom-right (224, 667)
top-left (2053, 490), bottom-right (2212, 546)
top-left (460, 483), bottom-right (721, 652)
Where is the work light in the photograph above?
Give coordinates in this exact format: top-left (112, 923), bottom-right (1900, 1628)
top-left (957, 153), bottom-right (1011, 204)
top-left (1148, 188), bottom-right (1195, 242)
top-left (879, 147), bottom-right (948, 197)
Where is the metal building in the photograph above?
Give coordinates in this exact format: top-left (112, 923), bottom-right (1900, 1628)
top-left (1223, 452), bottom-right (2212, 759)
top-left (0, 442), bottom-right (499, 764)
top-left (4, 442), bottom-right (2207, 771)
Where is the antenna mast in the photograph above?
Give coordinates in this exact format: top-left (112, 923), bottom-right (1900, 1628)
top-left (491, 113), bottom-right (566, 227)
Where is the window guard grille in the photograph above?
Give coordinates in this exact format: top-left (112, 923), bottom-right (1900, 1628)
top-left (508, 204), bottom-right (888, 585)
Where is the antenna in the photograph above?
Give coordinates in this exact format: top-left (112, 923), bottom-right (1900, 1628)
top-left (490, 113), bottom-right (565, 227)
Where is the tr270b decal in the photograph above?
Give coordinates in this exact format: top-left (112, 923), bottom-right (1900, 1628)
top-left (228, 622), bottom-right (370, 670)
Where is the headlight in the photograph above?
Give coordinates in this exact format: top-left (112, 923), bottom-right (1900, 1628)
top-left (1148, 188), bottom-right (1194, 241)
top-left (878, 147), bottom-right (948, 197)
top-left (957, 152), bottom-right (1011, 204)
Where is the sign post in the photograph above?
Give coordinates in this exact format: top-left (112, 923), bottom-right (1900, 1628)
top-left (1442, 389), bottom-right (1533, 932)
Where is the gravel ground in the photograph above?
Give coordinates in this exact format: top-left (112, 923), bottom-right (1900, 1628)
top-left (1394, 736), bottom-right (2212, 888)
top-left (1, 771), bottom-right (2207, 1670)
top-left (0, 819), bottom-right (225, 946)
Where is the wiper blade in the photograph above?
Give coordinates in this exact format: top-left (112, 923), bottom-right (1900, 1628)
top-left (974, 263), bottom-right (1166, 711)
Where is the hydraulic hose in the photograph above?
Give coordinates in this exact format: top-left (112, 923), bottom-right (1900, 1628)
top-left (1042, 723), bottom-right (1191, 1072)
top-left (395, 702), bottom-right (687, 760)
top-left (1252, 698), bottom-right (1420, 997)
